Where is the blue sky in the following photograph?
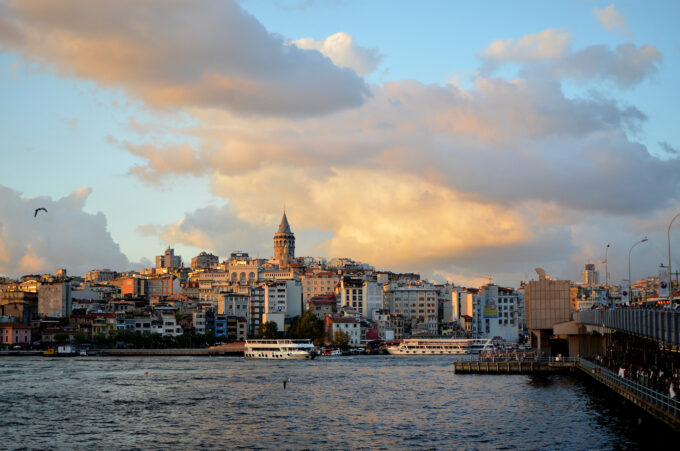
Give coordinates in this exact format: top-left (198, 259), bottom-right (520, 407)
top-left (1, 0), bottom-right (679, 286)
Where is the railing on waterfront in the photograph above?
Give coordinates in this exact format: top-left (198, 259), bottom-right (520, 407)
top-left (579, 358), bottom-right (679, 417)
top-left (575, 309), bottom-right (680, 345)
top-left (461, 354), bottom-right (578, 363)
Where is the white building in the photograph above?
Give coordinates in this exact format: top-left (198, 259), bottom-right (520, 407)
top-left (264, 279), bottom-right (303, 318)
top-left (472, 284), bottom-right (522, 342)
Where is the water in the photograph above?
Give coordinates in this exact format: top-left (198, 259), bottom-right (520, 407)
top-left (1, 356), bottom-right (677, 450)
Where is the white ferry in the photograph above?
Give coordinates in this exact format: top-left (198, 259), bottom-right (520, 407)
top-left (386, 338), bottom-right (493, 355)
top-left (244, 339), bottom-right (316, 360)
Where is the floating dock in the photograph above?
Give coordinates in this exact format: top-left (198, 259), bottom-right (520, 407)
top-left (454, 358), bottom-right (577, 374)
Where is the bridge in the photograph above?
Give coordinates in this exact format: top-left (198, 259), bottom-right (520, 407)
top-left (575, 309), bottom-right (680, 345)
top-left (454, 355), bottom-right (680, 431)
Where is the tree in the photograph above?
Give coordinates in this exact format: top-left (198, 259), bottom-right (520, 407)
top-left (54, 334), bottom-right (69, 345)
top-left (286, 311), bottom-right (323, 341)
top-left (258, 321), bottom-right (279, 339)
top-left (73, 333), bottom-right (86, 345)
top-left (332, 330), bottom-right (350, 349)
top-left (93, 332), bottom-right (108, 347)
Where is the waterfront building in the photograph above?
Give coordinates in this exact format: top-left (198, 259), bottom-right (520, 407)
top-left (525, 268), bottom-right (571, 354)
top-left (324, 315), bottom-right (360, 346)
top-left (191, 252), bottom-right (219, 270)
top-left (471, 284), bottom-right (522, 342)
top-left (383, 282), bottom-right (437, 336)
top-left (0, 322), bottom-right (32, 347)
top-left (156, 247), bottom-right (182, 269)
top-left (273, 210), bottom-right (295, 269)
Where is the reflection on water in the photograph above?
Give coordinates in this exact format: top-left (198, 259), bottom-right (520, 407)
top-left (0, 356), bottom-right (676, 449)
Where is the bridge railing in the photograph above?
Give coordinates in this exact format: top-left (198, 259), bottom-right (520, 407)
top-left (575, 309), bottom-right (680, 345)
top-left (579, 358), bottom-right (679, 417)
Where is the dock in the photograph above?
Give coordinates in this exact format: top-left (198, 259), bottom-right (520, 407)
top-left (454, 357), bottom-right (578, 374)
top-left (98, 342), bottom-right (245, 356)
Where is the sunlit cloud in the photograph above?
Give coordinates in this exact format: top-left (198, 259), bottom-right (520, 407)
top-left (0, 0), bottom-right (369, 116)
top-left (594, 4), bottom-right (631, 38)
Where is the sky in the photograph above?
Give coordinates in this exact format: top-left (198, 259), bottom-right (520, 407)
top-left (1, 0), bottom-right (680, 287)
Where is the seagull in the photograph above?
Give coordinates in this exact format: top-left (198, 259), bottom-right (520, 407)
top-left (283, 377), bottom-right (291, 389)
top-left (34, 207), bottom-right (48, 217)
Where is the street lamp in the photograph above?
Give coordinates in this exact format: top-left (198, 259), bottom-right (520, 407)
top-left (669, 213), bottom-right (680, 307)
top-left (604, 244), bottom-right (610, 307)
top-left (628, 237), bottom-right (648, 304)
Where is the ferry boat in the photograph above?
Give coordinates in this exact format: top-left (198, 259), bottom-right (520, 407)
top-left (386, 338), bottom-right (493, 355)
top-left (244, 339), bottom-right (316, 360)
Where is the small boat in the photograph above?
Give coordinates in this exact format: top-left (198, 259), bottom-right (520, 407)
top-left (244, 339), bottom-right (316, 360)
top-left (43, 347), bottom-right (56, 357)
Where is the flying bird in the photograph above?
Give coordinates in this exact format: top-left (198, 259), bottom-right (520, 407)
top-left (34, 207), bottom-right (48, 217)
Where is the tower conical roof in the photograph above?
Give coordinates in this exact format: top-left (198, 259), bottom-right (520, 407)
top-left (277, 211), bottom-right (292, 234)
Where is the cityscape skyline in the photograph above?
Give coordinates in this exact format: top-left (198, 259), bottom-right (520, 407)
top-left (1, 1), bottom-right (680, 286)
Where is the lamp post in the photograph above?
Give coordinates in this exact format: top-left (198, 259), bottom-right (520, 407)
top-left (628, 237), bottom-right (648, 304)
top-left (669, 213), bottom-right (680, 307)
top-left (604, 244), bottom-right (610, 307)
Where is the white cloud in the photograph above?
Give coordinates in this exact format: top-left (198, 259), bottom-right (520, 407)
top-left (483, 29), bottom-right (571, 64)
top-left (0, 0), bottom-right (369, 116)
top-left (594, 4), bottom-right (631, 37)
top-left (481, 29), bottom-right (661, 89)
top-left (0, 185), bottom-right (130, 277)
top-left (291, 32), bottom-right (383, 75)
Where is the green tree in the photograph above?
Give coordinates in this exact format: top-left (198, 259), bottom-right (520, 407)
top-left (73, 333), bottom-right (86, 344)
top-left (287, 311), bottom-right (323, 342)
top-left (258, 321), bottom-right (279, 339)
top-left (93, 332), bottom-right (108, 347)
top-left (332, 330), bottom-right (350, 349)
top-left (54, 334), bottom-right (69, 345)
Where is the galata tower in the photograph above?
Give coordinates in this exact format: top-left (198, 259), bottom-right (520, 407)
top-left (274, 210), bottom-right (295, 268)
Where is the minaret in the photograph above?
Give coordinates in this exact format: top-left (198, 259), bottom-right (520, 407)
top-left (274, 209), bottom-right (295, 268)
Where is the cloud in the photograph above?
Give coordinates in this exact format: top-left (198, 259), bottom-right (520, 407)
top-left (660, 141), bottom-right (679, 156)
top-left (594, 4), bottom-right (631, 37)
top-left (0, 0), bottom-right (369, 116)
top-left (138, 204), bottom-right (282, 258)
top-left (481, 29), bottom-right (661, 88)
top-left (482, 29), bottom-right (571, 65)
top-left (555, 43), bottom-right (662, 88)
top-left (0, 184), bottom-right (130, 277)
top-left (291, 32), bottom-right (383, 75)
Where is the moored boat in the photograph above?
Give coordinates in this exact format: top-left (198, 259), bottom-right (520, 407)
top-left (386, 338), bottom-right (493, 355)
top-left (244, 339), bottom-right (316, 360)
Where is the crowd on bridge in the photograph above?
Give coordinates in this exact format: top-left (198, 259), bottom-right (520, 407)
top-left (589, 353), bottom-right (678, 403)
